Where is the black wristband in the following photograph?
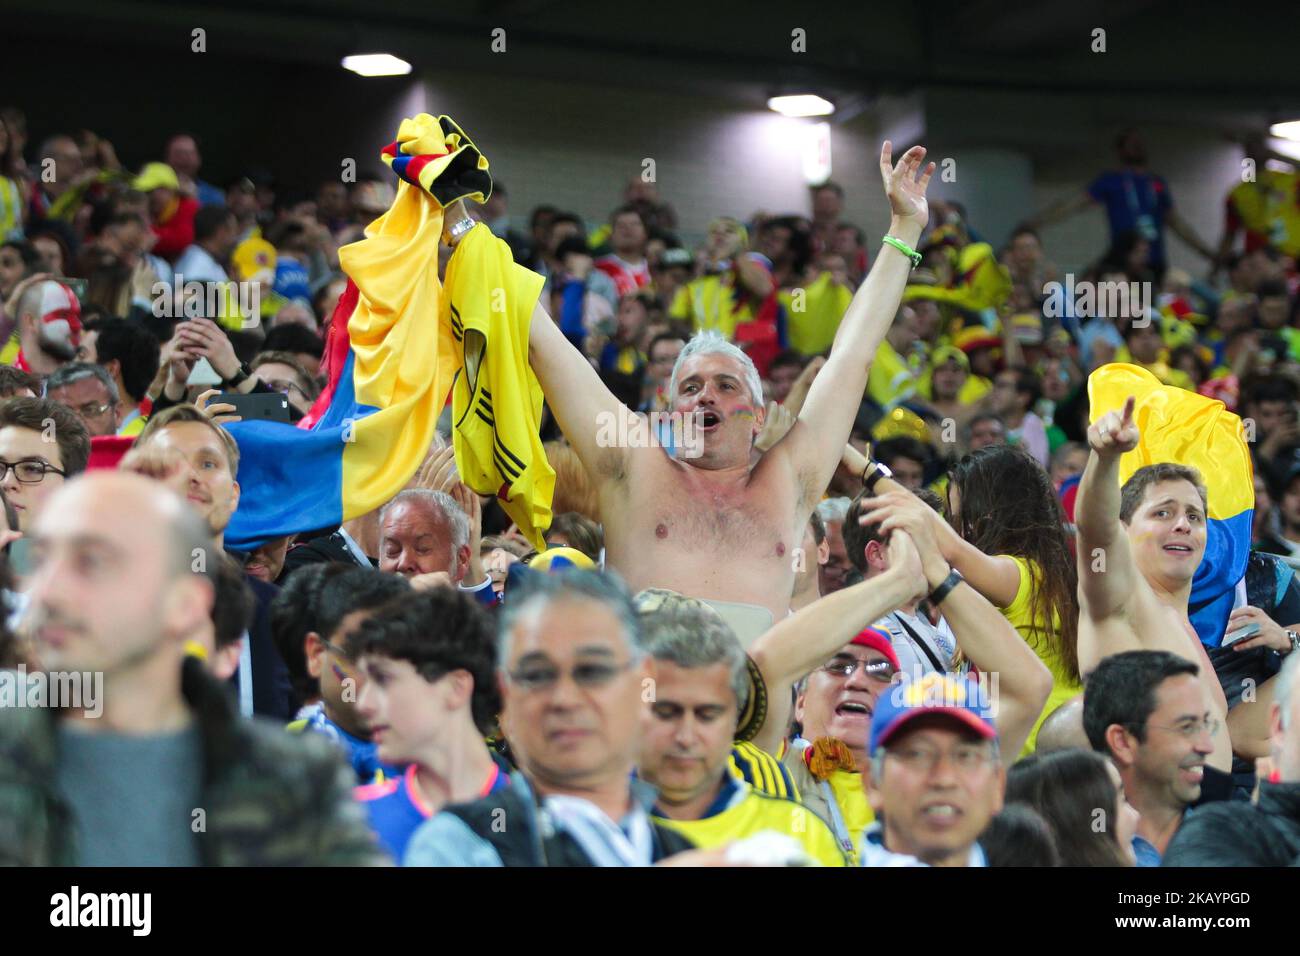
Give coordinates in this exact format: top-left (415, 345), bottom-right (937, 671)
top-left (927, 568), bottom-right (964, 606)
top-left (225, 364), bottom-right (250, 388)
top-left (862, 460), bottom-right (892, 495)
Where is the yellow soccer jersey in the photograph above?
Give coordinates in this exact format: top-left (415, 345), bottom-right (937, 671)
top-left (655, 777), bottom-right (847, 867)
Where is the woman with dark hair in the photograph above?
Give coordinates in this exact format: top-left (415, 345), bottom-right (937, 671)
top-left (1006, 749), bottom-right (1138, 866)
top-left (862, 443), bottom-right (1081, 753)
top-left (0, 114), bottom-right (23, 241)
top-left (980, 803), bottom-right (1061, 867)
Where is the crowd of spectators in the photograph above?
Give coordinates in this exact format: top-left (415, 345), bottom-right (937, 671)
top-left (1, 106), bottom-right (1299, 869)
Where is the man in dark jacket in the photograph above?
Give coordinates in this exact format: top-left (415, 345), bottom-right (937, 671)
top-left (1165, 653), bottom-right (1300, 866)
top-left (0, 471), bottom-right (386, 866)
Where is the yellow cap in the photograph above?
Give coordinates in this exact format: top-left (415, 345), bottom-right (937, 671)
top-left (232, 238), bottom-right (277, 282)
top-left (132, 162), bottom-right (180, 193)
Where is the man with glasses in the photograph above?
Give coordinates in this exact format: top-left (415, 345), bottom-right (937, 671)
top-left (405, 572), bottom-right (699, 866)
top-left (639, 332), bottom-right (685, 414)
top-left (45, 362), bottom-right (121, 437)
top-left (251, 351), bottom-right (318, 417)
top-left (863, 673), bottom-right (1003, 867)
top-left (1083, 650), bottom-right (1216, 866)
top-left (0, 396), bottom-right (89, 532)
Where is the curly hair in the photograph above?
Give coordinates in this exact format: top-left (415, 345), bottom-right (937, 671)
top-left (350, 588), bottom-right (500, 735)
top-left (948, 444), bottom-right (1080, 682)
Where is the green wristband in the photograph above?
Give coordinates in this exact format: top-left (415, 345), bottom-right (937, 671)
top-left (882, 235), bottom-right (922, 268)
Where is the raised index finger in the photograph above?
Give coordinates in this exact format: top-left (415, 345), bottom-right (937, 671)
top-left (1121, 396), bottom-right (1136, 428)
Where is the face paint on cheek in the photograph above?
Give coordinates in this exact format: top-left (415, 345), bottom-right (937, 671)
top-left (731, 406), bottom-right (756, 423)
top-left (332, 662), bottom-right (349, 683)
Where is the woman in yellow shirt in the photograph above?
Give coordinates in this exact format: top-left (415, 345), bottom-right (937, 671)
top-left (918, 444), bottom-right (1082, 753)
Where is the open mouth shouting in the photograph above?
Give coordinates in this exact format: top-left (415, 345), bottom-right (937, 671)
top-left (697, 409), bottom-right (723, 431)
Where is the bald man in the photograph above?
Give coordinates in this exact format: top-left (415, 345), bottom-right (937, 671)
top-left (1034, 696), bottom-right (1089, 753)
top-left (0, 472), bottom-right (386, 866)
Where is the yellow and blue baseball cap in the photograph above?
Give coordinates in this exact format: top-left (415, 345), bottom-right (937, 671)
top-left (869, 673), bottom-right (997, 755)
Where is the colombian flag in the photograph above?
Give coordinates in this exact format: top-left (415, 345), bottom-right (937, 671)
top-left (1088, 363), bottom-right (1254, 647)
top-left (224, 115), bottom-right (491, 551)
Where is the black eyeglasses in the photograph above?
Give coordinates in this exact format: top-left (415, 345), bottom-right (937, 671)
top-left (821, 658), bottom-right (897, 683)
top-left (0, 459), bottom-right (66, 484)
top-left (262, 378), bottom-right (309, 400)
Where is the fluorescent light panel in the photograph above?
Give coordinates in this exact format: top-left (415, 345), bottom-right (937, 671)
top-left (342, 54), bottom-right (412, 77)
top-left (767, 94), bottom-right (834, 117)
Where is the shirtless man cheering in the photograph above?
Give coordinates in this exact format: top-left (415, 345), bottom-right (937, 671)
top-left (449, 143), bottom-right (933, 626)
top-left (1075, 396), bottom-right (1233, 775)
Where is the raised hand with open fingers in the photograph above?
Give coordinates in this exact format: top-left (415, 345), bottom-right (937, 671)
top-left (879, 141), bottom-right (935, 229)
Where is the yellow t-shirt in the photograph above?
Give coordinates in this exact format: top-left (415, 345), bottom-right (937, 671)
top-left (867, 341), bottom-right (917, 409)
top-left (671, 274), bottom-right (758, 339)
top-left (729, 740), bottom-right (799, 800)
top-left (826, 768), bottom-right (875, 850)
top-left (998, 555), bottom-right (1082, 755)
top-left (779, 271), bottom-right (851, 356)
top-left (655, 782), bottom-right (848, 867)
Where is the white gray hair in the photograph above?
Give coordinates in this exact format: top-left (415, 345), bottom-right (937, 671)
top-left (379, 489), bottom-right (470, 574)
top-left (45, 361), bottom-right (120, 405)
top-left (668, 331), bottom-right (763, 407)
top-left (815, 496), bottom-right (851, 525)
top-left (640, 601), bottom-right (749, 712)
top-left (498, 570), bottom-right (643, 667)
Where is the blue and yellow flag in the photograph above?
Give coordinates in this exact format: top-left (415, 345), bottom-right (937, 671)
top-left (224, 115), bottom-right (491, 550)
top-left (1088, 363), bottom-right (1254, 647)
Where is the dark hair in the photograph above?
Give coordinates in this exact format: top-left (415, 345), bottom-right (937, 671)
top-left (948, 444), bottom-right (1079, 681)
top-left (768, 349), bottom-right (807, 374)
top-left (0, 366), bottom-right (42, 399)
top-left (1243, 375), bottom-right (1299, 408)
top-left (25, 221), bottom-right (76, 267)
top-left (270, 563), bottom-right (351, 703)
top-left (844, 486), bottom-right (944, 576)
top-left (262, 322), bottom-right (324, 361)
top-left (1118, 463), bottom-right (1207, 524)
top-left (1257, 278), bottom-right (1288, 301)
top-left (1000, 365), bottom-right (1042, 408)
top-left (0, 240), bottom-right (41, 278)
top-left (610, 204), bottom-right (647, 230)
top-left (0, 397), bottom-right (90, 476)
top-left (1083, 650), bottom-right (1199, 753)
top-left (1009, 224), bottom-right (1041, 244)
top-left (529, 205), bottom-right (559, 230)
top-left (351, 589), bottom-right (500, 734)
top-left (83, 317), bottom-right (161, 402)
top-left (979, 804), bottom-right (1060, 867)
top-left (1006, 749), bottom-right (1132, 866)
top-left (212, 555), bottom-right (255, 652)
top-left (808, 509), bottom-right (826, 546)
top-left (193, 205), bottom-right (235, 243)
top-left (545, 512), bottom-right (603, 562)
top-left (83, 254), bottom-right (131, 317)
top-left (811, 181), bottom-right (844, 199)
top-left (317, 567), bottom-right (411, 644)
top-left (252, 351), bottom-right (319, 401)
top-left (760, 216), bottom-right (813, 274)
top-left (874, 436), bottom-right (932, 473)
top-left (555, 236), bottom-right (593, 262)
top-left (647, 332), bottom-right (686, 361)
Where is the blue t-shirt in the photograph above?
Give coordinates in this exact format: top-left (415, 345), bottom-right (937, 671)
top-left (288, 702), bottom-right (401, 784)
top-left (1087, 170), bottom-right (1174, 267)
top-left (358, 761), bottom-right (509, 863)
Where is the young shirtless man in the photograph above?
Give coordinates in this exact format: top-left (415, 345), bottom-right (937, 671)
top-left (1074, 396), bottom-right (1233, 775)
top-left (445, 143), bottom-right (934, 629)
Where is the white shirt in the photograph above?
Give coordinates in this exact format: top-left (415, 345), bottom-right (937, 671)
top-left (173, 244), bottom-right (228, 285)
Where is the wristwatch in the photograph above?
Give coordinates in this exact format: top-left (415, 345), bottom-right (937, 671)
top-left (862, 460), bottom-right (893, 495)
top-left (927, 567), bottom-right (965, 607)
top-left (1286, 630), bottom-right (1299, 655)
top-left (224, 363), bottom-right (251, 388)
top-left (443, 216), bottom-right (476, 246)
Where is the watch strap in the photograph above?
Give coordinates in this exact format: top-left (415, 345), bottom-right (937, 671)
top-left (927, 568), bottom-right (964, 607)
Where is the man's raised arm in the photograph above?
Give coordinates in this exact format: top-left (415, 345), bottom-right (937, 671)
top-left (747, 530), bottom-right (926, 757)
top-left (1075, 396), bottom-right (1140, 622)
top-left (777, 144), bottom-right (933, 501)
